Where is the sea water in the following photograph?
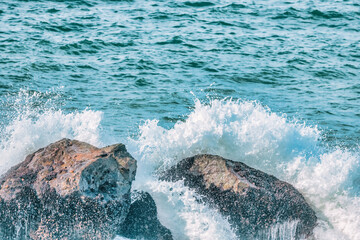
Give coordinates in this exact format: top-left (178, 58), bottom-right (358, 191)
top-left (0, 0), bottom-right (359, 239)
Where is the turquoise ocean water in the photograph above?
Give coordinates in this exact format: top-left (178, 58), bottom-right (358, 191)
top-left (0, 0), bottom-right (359, 239)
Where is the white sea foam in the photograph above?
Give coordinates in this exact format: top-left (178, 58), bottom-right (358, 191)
top-left (131, 99), bottom-right (320, 176)
top-left (0, 90), bottom-right (103, 174)
top-left (134, 179), bottom-right (238, 240)
top-left (129, 98), bottom-right (360, 240)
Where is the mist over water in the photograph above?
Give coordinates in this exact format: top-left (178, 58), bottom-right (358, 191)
top-left (1, 0), bottom-right (360, 239)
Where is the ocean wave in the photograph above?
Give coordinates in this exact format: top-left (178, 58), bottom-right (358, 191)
top-left (129, 98), bottom-right (360, 240)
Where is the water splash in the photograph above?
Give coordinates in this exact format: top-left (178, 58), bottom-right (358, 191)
top-left (137, 180), bottom-right (237, 240)
top-left (129, 98), bottom-right (360, 240)
top-left (0, 89), bottom-right (103, 174)
top-left (131, 99), bottom-right (320, 175)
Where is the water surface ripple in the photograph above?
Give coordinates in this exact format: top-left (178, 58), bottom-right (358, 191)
top-left (0, 0), bottom-right (359, 144)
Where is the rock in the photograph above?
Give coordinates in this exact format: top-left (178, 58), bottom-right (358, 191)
top-left (160, 154), bottom-right (317, 239)
top-left (0, 138), bottom-right (137, 240)
top-left (118, 191), bottom-right (173, 240)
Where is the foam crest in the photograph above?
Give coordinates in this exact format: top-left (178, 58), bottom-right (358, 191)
top-left (133, 99), bottom-right (319, 176)
top-left (0, 90), bottom-right (103, 174)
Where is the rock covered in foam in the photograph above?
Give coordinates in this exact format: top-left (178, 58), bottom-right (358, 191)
top-left (0, 138), bottom-right (137, 240)
top-left (160, 154), bottom-right (317, 239)
top-left (118, 191), bottom-right (173, 240)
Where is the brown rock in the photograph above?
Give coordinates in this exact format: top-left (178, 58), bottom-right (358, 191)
top-left (0, 138), bottom-right (137, 240)
top-left (160, 154), bottom-right (317, 239)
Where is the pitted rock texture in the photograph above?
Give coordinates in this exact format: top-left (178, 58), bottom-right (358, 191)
top-left (118, 191), bottom-right (173, 240)
top-left (0, 138), bottom-right (137, 240)
top-left (160, 154), bottom-right (317, 239)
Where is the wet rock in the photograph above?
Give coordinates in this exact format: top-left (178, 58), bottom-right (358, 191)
top-left (0, 138), bottom-right (137, 240)
top-left (118, 191), bottom-right (173, 240)
top-left (160, 154), bottom-right (317, 239)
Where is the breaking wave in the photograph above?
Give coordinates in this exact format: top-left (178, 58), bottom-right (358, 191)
top-left (129, 99), bottom-right (360, 240)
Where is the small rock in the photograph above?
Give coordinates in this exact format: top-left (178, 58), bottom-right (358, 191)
top-left (118, 191), bottom-right (173, 240)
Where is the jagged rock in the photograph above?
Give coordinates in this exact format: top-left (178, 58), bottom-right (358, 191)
top-left (160, 154), bottom-right (317, 239)
top-left (0, 138), bottom-right (137, 240)
top-left (118, 191), bottom-right (173, 240)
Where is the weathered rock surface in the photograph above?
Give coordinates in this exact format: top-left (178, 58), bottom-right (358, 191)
top-left (160, 154), bottom-right (317, 239)
top-left (0, 138), bottom-right (137, 240)
top-left (118, 191), bottom-right (173, 240)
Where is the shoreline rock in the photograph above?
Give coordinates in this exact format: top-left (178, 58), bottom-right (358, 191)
top-left (118, 191), bottom-right (173, 240)
top-left (0, 138), bottom-right (137, 240)
top-left (160, 154), bottom-right (317, 239)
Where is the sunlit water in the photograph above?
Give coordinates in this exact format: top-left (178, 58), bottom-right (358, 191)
top-left (0, 0), bottom-right (359, 239)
